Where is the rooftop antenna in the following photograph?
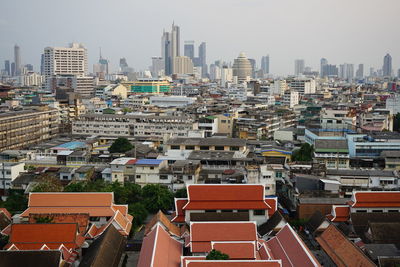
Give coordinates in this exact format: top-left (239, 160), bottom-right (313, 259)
top-left (99, 47), bottom-right (102, 60)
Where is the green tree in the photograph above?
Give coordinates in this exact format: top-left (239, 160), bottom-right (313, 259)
top-left (142, 184), bottom-right (173, 213)
top-left (63, 181), bottom-right (87, 192)
top-left (206, 249), bottom-right (229, 260)
top-left (2, 190), bottom-right (28, 214)
top-left (174, 188), bottom-right (188, 198)
top-left (109, 138), bottom-right (133, 153)
top-left (31, 175), bottom-right (63, 192)
top-left (291, 143), bottom-right (314, 162)
top-left (129, 202), bottom-right (148, 229)
top-left (34, 216), bottom-right (54, 223)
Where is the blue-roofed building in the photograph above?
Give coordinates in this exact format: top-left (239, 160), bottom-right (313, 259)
top-left (135, 159), bottom-right (164, 166)
top-left (51, 141), bottom-right (87, 152)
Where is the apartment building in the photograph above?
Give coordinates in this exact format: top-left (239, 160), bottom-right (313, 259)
top-left (72, 113), bottom-right (194, 140)
top-left (0, 107), bottom-right (59, 152)
top-left (0, 162), bottom-right (25, 190)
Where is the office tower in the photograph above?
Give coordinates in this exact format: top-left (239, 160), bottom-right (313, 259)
top-left (43, 43), bottom-right (87, 78)
top-left (173, 56), bottom-right (194, 75)
top-left (161, 23), bottom-right (180, 75)
top-left (25, 64), bottom-right (33, 71)
top-left (356, 64), bottom-right (364, 79)
top-left (261, 55), bottom-right (270, 75)
top-left (11, 63), bottom-right (15, 77)
top-left (4, 60), bottom-right (10, 76)
top-left (198, 42), bottom-right (207, 77)
top-left (339, 63), bottom-right (354, 80)
top-left (209, 64), bottom-right (221, 80)
top-left (184, 41), bottom-right (195, 60)
top-left (370, 67), bottom-right (375, 77)
top-left (221, 66), bottom-right (233, 87)
top-left (322, 64), bottom-right (338, 77)
top-left (248, 58), bottom-right (256, 78)
top-left (151, 57), bottom-right (165, 77)
top-left (320, 58), bottom-right (328, 76)
top-left (383, 53), bottom-right (392, 77)
top-left (14, 44), bottom-right (21, 76)
top-left (93, 48), bottom-right (109, 78)
top-left (120, 58), bottom-right (128, 69)
top-left (40, 54), bottom-right (45, 75)
top-left (294, 59), bottom-right (305, 76)
top-left (232, 52), bottom-right (252, 82)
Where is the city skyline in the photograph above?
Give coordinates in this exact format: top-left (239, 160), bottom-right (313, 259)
top-left (1, 0), bottom-right (399, 75)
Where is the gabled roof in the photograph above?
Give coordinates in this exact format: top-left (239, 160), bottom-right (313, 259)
top-left (350, 191), bottom-right (400, 208)
top-left (0, 250), bottom-right (62, 267)
top-left (316, 224), bottom-right (375, 267)
top-left (138, 223), bottom-right (183, 267)
top-left (145, 211), bottom-right (181, 237)
top-left (190, 221), bottom-right (257, 253)
top-left (211, 241), bottom-right (257, 259)
top-left (184, 184), bottom-right (270, 210)
top-left (329, 205), bottom-right (350, 222)
top-left (185, 260), bottom-right (282, 267)
top-left (258, 211), bottom-right (286, 236)
top-left (79, 224), bottom-right (126, 267)
top-left (265, 224), bottom-right (320, 267)
top-left (171, 198), bottom-right (188, 223)
top-left (6, 223), bottom-right (84, 251)
top-left (21, 192), bottom-right (115, 218)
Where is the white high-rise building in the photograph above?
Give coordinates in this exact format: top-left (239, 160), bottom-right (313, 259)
top-left (43, 43), bottom-right (87, 78)
top-left (151, 57), bottom-right (165, 77)
top-left (271, 80), bottom-right (288, 96)
top-left (221, 66), bottom-right (233, 87)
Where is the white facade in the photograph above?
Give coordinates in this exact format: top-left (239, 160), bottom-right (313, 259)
top-left (271, 80), bottom-right (287, 96)
top-left (149, 96), bottom-right (196, 107)
top-left (386, 94), bottom-right (400, 115)
top-left (220, 67), bottom-right (233, 87)
top-left (228, 85), bottom-right (247, 101)
top-left (43, 43), bottom-right (87, 78)
top-left (18, 72), bottom-right (44, 87)
top-left (289, 78), bottom-right (316, 95)
top-left (2, 162), bottom-right (26, 190)
top-left (283, 90), bottom-right (299, 108)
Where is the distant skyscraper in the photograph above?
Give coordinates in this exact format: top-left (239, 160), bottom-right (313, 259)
top-left (294, 59), bottom-right (305, 76)
top-left (261, 55), bottom-right (270, 75)
top-left (173, 56), bottom-right (194, 75)
top-left (151, 57), bottom-right (164, 77)
top-left (383, 53), bottom-right (392, 77)
top-left (25, 64), bottom-right (33, 71)
top-left (339, 63), bottom-right (354, 80)
top-left (184, 41), bottom-right (195, 60)
top-left (11, 63), bottom-right (15, 77)
top-left (120, 58), bottom-right (128, 69)
top-left (248, 58), bottom-right (256, 78)
top-left (320, 58), bottom-right (328, 76)
top-left (356, 64), bottom-right (364, 79)
top-left (198, 42), bottom-right (207, 77)
top-left (161, 23), bottom-right (181, 75)
top-left (232, 52), bottom-right (252, 82)
top-left (4, 60), bottom-right (10, 76)
top-left (322, 64), bottom-right (338, 77)
top-left (40, 54), bottom-right (45, 75)
top-left (14, 44), bottom-right (21, 76)
top-left (398, 69), bottom-right (400, 79)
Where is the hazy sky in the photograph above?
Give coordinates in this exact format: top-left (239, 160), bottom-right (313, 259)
top-left (1, 0), bottom-right (399, 75)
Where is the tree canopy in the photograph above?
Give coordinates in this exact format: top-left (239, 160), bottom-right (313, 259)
top-left (291, 143), bottom-right (314, 162)
top-left (206, 249), bottom-right (230, 260)
top-left (142, 184), bottom-right (174, 213)
top-left (31, 175), bottom-right (63, 192)
top-left (109, 137), bottom-right (133, 153)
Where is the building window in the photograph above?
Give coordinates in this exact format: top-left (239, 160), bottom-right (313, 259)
top-left (215, 146), bottom-right (224, 151)
top-left (200, 146), bottom-right (209, 150)
top-left (221, 210), bottom-right (233, 213)
top-left (187, 175), bottom-right (192, 180)
top-left (356, 210), bottom-right (367, 213)
top-left (62, 176), bottom-right (69, 180)
top-left (388, 210), bottom-right (399, 212)
top-left (171, 145), bottom-right (180, 150)
top-left (136, 175), bottom-right (141, 179)
top-left (150, 167), bottom-right (154, 170)
top-left (254, 210), bottom-right (265, 216)
top-left (205, 210), bottom-right (217, 213)
top-left (230, 146), bottom-right (239, 151)
top-left (185, 145), bottom-right (195, 150)
top-left (160, 175), bottom-right (168, 180)
top-left (372, 210), bottom-right (383, 213)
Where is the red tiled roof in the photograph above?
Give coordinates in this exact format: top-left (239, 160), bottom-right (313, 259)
top-left (265, 197), bottom-right (278, 216)
top-left (21, 207), bottom-right (116, 217)
top-left (6, 223), bottom-right (83, 251)
top-left (212, 241), bottom-right (256, 259)
top-left (182, 256), bottom-right (206, 267)
top-left (113, 210), bottom-right (133, 236)
top-left (171, 198), bottom-right (188, 223)
top-left (265, 224), bottom-right (320, 267)
top-left (316, 224), bottom-right (375, 267)
top-left (184, 200), bottom-right (270, 210)
top-left (330, 205), bottom-right (350, 222)
top-left (190, 222), bottom-right (257, 253)
top-left (186, 260), bottom-right (282, 267)
top-left (138, 224), bottom-right (182, 267)
top-left (187, 184), bottom-right (265, 202)
top-left (351, 191), bottom-right (400, 208)
top-left (28, 192), bottom-right (113, 207)
top-left (0, 208), bottom-right (12, 220)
